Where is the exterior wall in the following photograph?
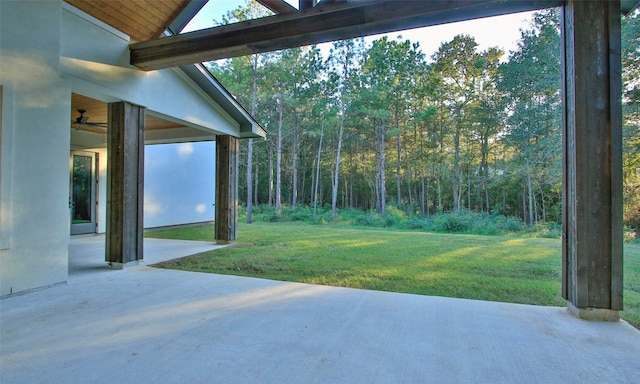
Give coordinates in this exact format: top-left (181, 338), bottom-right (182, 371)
top-left (71, 144), bottom-right (216, 233)
top-left (144, 142), bottom-right (216, 229)
top-left (0, 1), bottom-right (72, 295)
top-left (60, 4), bottom-right (240, 137)
top-left (0, 1), bottom-right (237, 295)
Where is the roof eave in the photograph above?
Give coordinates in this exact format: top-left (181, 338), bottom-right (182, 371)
top-left (179, 63), bottom-right (267, 140)
top-left (622, 0), bottom-right (640, 14)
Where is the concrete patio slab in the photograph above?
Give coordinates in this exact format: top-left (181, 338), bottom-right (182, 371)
top-left (1, 237), bottom-right (639, 384)
top-left (68, 235), bottom-right (227, 274)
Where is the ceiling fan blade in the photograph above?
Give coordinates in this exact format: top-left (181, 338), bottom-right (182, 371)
top-left (86, 122), bottom-right (108, 127)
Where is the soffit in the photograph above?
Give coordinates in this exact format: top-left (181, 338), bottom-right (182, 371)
top-left (71, 93), bottom-right (185, 133)
top-left (64, 0), bottom-right (190, 42)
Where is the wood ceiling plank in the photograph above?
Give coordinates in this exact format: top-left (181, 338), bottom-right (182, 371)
top-left (66, 1), bottom-right (152, 40)
top-left (116, 1), bottom-right (168, 33)
top-left (160, 0), bottom-right (193, 36)
top-left (71, 93), bottom-right (185, 131)
top-left (65, 0), bottom-right (185, 41)
top-left (135, 0), bottom-right (185, 27)
top-left (131, 0), bottom-right (561, 71)
top-left (85, 2), bottom-right (158, 40)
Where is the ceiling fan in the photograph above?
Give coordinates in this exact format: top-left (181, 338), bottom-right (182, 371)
top-left (72, 109), bottom-right (107, 133)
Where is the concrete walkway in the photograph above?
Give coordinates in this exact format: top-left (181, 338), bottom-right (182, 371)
top-left (1, 237), bottom-right (639, 383)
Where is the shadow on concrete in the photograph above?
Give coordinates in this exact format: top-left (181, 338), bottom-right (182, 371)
top-left (1, 236), bottom-right (639, 383)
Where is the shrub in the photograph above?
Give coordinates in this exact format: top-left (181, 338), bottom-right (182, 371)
top-left (434, 212), bottom-right (470, 233)
top-left (403, 216), bottom-right (434, 231)
top-left (624, 225), bottom-right (638, 243)
top-left (472, 222), bottom-right (499, 236)
top-left (528, 222), bottom-right (562, 238)
top-left (339, 207), bottom-right (366, 224)
top-left (281, 205), bottom-right (312, 221)
top-left (356, 211), bottom-right (386, 227)
top-left (501, 216), bottom-right (524, 232)
top-left (240, 204), bottom-right (561, 237)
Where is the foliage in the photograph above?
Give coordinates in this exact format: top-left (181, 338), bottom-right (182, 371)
top-left (238, 204), bottom-right (555, 238)
top-left (623, 11), bottom-right (640, 233)
top-left (208, 3), bottom-right (638, 231)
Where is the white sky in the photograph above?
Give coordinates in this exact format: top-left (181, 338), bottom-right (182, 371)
top-left (184, 0), bottom-right (536, 61)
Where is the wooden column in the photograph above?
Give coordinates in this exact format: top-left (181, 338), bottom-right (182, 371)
top-left (106, 102), bottom-right (145, 266)
top-left (215, 135), bottom-right (239, 244)
top-left (562, 0), bottom-right (623, 320)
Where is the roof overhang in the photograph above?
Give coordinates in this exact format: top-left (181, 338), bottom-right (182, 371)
top-left (179, 64), bottom-right (266, 139)
top-left (130, 0), bottom-right (564, 71)
top-left (622, 0), bottom-right (640, 14)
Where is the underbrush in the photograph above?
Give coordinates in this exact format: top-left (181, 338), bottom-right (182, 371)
top-left (240, 204), bottom-right (561, 238)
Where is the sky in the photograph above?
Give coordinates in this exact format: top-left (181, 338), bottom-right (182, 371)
top-left (183, 0), bottom-right (537, 61)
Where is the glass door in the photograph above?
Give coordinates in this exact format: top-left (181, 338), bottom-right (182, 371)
top-left (70, 151), bottom-right (97, 235)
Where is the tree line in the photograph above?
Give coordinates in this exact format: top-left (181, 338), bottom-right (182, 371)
top-left (208, 2), bottom-right (640, 233)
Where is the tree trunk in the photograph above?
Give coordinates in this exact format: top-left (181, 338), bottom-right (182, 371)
top-left (246, 57), bottom-right (259, 223)
top-left (268, 146), bottom-right (274, 206)
top-left (453, 125), bottom-right (462, 212)
top-left (254, 159), bottom-right (259, 206)
top-left (301, 160), bottom-right (306, 206)
top-left (275, 99), bottom-right (283, 214)
top-left (526, 158), bottom-right (534, 225)
top-left (421, 171), bottom-right (426, 216)
top-left (437, 171), bottom-right (442, 214)
top-left (396, 120), bottom-right (402, 207)
top-left (313, 116), bottom-right (324, 217)
top-left (467, 174), bottom-right (472, 211)
top-left (331, 111), bottom-right (345, 218)
top-left (349, 148), bottom-right (354, 208)
top-left (291, 118), bottom-right (298, 208)
top-left (246, 139), bottom-right (254, 223)
top-left (407, 161), bottom-right (413, 210)
top-left (481, 134), bottom-right (491, 214)
top-left (522, 178), bottom-right (527, 224)
top-left (375, 119), bottom-right (387, 215)
top-left (539, 184), bottom-right (546, 222)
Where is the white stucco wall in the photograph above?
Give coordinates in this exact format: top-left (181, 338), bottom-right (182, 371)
top-left (0, 1), bottom-right (72, 295)
top-left (59, 4), bottom-right (240, 137)
top-left (144, 142), bottom-right (216, 229)
top-left (71, 144), bottom-right (216, 234)
top-left (0, 1), bottom-right (238, 295)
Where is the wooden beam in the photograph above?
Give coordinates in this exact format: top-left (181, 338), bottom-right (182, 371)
top-left (256, 0), bottom-right (297, 14)
top-left (215, 135), bottom-right (239, 244)
top-left (106, 102), bottom-right (145, 266)
top-left (562, 0), bottom-right (623, 318)
top-left (299, 0), bottom-right (314, 11)
top-left (130, 0), bottom-right (561, 71)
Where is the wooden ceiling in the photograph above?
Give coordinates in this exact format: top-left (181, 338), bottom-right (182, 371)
top-left (71, 94), bottom-right (184, 134)
top-left (64, 0), bottom-right (190, 42)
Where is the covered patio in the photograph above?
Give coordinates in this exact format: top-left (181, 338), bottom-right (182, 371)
top-left (1, 237), bottom-right (639, 383)
top-left (1, 1), bottom-right (640, 382)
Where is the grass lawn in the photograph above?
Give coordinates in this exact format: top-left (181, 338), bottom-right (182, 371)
top-left (148, 222), bottom-right (640, 328)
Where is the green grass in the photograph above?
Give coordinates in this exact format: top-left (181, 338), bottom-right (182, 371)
top-left (624, 242), bottom-right (640, 328)
top-left (148, 222), bottom-right (640, 328)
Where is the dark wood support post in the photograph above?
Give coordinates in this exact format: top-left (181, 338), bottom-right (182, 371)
top-left (106, 102), bottom-right (145, 266)
top-left (562, 0), bottom-right (623, 320)
top-left (215, 135), bottom-right (239, 244)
